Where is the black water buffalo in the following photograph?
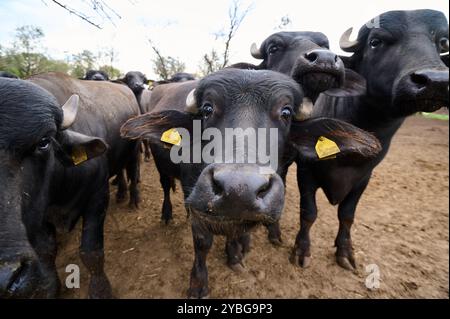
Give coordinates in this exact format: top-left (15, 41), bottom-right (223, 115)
top-left (0, 71), bottom-right (19, 79)
top-left (289, 9), bottom-right (449, 269)
top-left (83, 70), bottom-right (110, 81)
top-left (29, 72), bottom-right (142, 208)
top-left (116, 71), bottom-right (153, 114)
top-left (0, 78), bottom-right (112, 298)
top-left (232, 31), bottom-right (346, 102)
top-left (115, 71), bottom-right (154, 161)
top-left (121, 68), bottom-right (381, 297)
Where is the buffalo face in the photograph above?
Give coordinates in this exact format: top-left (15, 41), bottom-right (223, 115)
top-left (0, 79), bottom-right (107, 298)
top-left (83, 70), bottom-right (110, 81)
top-left (251, 32), bottom-right (345, 101)
top-left (122, 71), bottom-right (148, 94)
top-left (340, 9), bottom-right (449, 116)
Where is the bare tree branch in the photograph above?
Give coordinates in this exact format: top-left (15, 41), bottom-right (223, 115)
top-left (221, 0), bottom-right (252, 68)
top-left (50, 0), bottom-right (122, 29)
top-left (149, 39), bottom-right (169, 80)
top-left (51, 0), bottom-right (102, 29)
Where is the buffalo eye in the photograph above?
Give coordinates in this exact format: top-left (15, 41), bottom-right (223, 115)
top-left (281, 105), bottom-right (293, 119)
top-left (369, 38), bottom-right (382, 49)
top-left (36, 137), bottom-right (51, 151)
top-left (202, 103), bottom-right (214, 118)
top-left (439, 37), bottom-right (449, 52)
top-left (268, 45), bottom-right (279, 55)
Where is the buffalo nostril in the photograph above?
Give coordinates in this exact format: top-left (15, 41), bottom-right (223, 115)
top-left (0, 261), bottom-right (25, 294)
top-left (212, 174), bottom-right (224, 196)
top-left (334, 54), bottom-right (338, 63)
top-left (256, 177), bottom-right (272, 199)
top-left (410, 73), bottom-right (429, 88)
top-left (305, 52), bottom-right (318, 63)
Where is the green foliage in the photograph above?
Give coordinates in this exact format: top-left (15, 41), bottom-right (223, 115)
top-left (0, 25), bottom-right (122, 79)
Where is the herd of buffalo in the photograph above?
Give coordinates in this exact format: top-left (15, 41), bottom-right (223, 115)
top-left (0, 9), bottom-right (448, 299)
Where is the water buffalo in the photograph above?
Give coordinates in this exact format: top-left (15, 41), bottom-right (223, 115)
top-left (291, 9), bottom-right (449, 269)
top-left (83, 70), bottom-right (110, 81)
top-left (115, 71), bottom-right (154, 161)
top-left (0, 71), bottom-right (19, 79)
top-left (121, 68), bottom-right (381, 297)
top-left (29, 72), bottom-right (142, 208)
top-left (0, 78), bottom-right (112, 298)
top-left (233, 31), bottom-right (346, 102)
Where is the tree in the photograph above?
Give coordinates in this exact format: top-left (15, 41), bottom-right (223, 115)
top-left (9, 25), bottom-right (46, 77)
top-left (200, 0), bottom-right (252, 75)
top-left (149, 40), bottom-right (185, 80)
top-left (70, 50), bottom-right (97, 78)
top-left (199, 49), bottom-right (222, 76)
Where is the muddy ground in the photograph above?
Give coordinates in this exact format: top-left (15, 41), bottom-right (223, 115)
top-left (57, 114), bottom-right (449, 299)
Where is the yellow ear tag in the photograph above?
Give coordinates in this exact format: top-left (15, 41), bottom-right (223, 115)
top-left (72, 146), bottom-right (88, 166)
top-left (315, 136), bottom-right (340, 159)
top-left (161, 128), bottom-right (182, 146)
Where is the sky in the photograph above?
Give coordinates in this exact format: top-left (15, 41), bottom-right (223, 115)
top-left (0, 0), bottom-right (448, 79)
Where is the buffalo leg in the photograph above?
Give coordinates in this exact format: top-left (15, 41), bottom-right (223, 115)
top-left (143, 140), bottom-right (151, 162)
top-left (115, 170), bottom-right (127, 203)
top-left (159, 174), bottom-right (173, 224)
top-left (291, 169), bottom-right (318, 268)
top-left (188, 225), bottom-right (213, 298)
top-left (225, 232), bottom-right (251, 272)
top-left (126, 142), bottom-right (141, 209)
top-left (264, 222), bottom-right (282, 246)
top-left (79, 184), bottom-right (112, 299)
top-left (335, 175), bottom-right (370, 270)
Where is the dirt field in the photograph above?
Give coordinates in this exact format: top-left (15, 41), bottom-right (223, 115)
top-left (57, 114), bottom-right (449, 299)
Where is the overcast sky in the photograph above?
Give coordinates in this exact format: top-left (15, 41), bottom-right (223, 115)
top-left (0, 0), bottom-right (448, 79)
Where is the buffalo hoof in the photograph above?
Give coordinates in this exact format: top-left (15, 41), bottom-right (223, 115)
top-left (229, 261), bottom-right (246, 273)
top-left (187, 286), bottom-right (209, 299)
top-left (160, 218), bottom-right (173, 226)
top-left (290, 244), bottom-right (311, 268)
top-left (268, 236), bottom-right (283, 246)
top-left (335, 248), bottom-right (356, 271)
top-left (88, 275), bottom-right (113, 299)
top-left (128, 197), bottom-right (140, 209)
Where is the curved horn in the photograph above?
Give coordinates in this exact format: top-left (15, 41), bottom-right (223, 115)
top-left (294, 97), bottom-right (314, 121)
top-left (185, 89), bottom-right (198, 113)
top-left (339, 27), bottom-right (359, 52)
top-left (61, 94), bottom-right (79, 129)
top-left (250, 43), bottom-right (263, 59)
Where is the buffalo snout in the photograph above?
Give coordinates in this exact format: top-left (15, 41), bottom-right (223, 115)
top-left (0, 256), bottom-right (43, 298)
top-left (394, 68), bottom-right (449, 113)
top-left (187, 164), bottom-right (284, 225)
top-left (292, 49), bottom-right (345, 99)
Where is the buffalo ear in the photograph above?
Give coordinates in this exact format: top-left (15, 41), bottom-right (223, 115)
top-left (120, 110), bottom-right (193, 144)
top-left (55, 130), bottom-right (108, 167)
top-left (290, 117), bottom-right (381, 163)
top-left (441, 54), bottom-right (449, 67)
